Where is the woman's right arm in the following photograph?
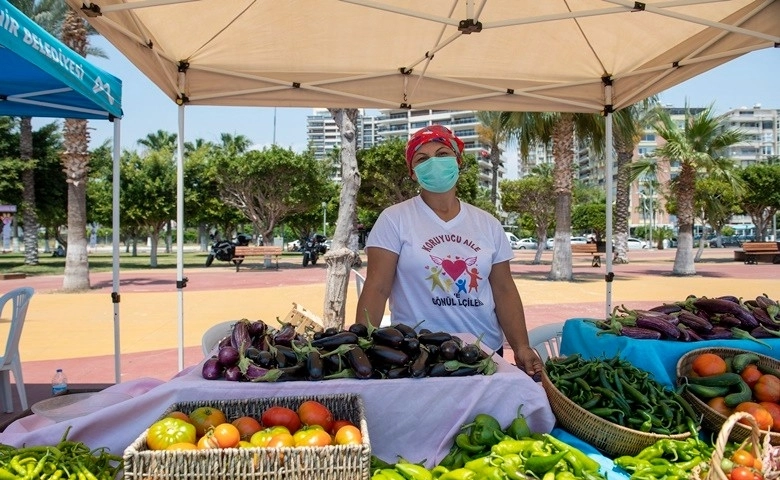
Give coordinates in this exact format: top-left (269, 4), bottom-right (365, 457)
top-left (355, 247), bottom-right (399, 327)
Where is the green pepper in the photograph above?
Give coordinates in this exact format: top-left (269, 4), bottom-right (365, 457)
top-left (504, 404), bottom-right (532, 440)
top-left (614, 455), bottom-right (653, 472)
top-left (430, 466), bottom-right (450, 479)
top-left (455, 434), bottom-right (484, 455)
top-left (437, 468), bottom-right (476, 480)
top-left (501, 463), bottom-right (528, 480)
top-left (468, 414), bottom-right (503, 447)
top-left (555, 472), bottom-right (578, 480)
top-left (463, 456), bottom-right (491, 472)
top-left (395, 462), bottom-right (433, 480)
top-left (474, 465), bottom-right (505, 480)
top-left (542, 434), bottom-right (601, 474)
top-left (524, 449), bottom-right (569, 477)
top-left (491, 439), bottom-right (542, 456)
top-left (376, 469), bottom-right (406, 480)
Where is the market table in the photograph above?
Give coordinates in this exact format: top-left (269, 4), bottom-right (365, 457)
top-left (560, 319), bottom-right (780, 387)
top-left (0, 337), bottom-right (555, 468)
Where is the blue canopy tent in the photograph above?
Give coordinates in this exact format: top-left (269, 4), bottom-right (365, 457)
top-left (0, 0), bottom-right (124, 382)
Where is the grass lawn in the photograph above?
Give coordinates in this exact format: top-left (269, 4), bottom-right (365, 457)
top-left (0, 248), bottom-right (300, 276)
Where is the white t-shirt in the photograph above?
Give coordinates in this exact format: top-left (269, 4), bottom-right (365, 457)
top-left (366, 196), bottom-right (514, 352)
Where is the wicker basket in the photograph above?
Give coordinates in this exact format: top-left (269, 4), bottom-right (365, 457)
top-left (542, 368), bottom-right (690, 457)
top-left (676, 347), bottom-right (780, 446)
top-left (283, 302), bottom-right (324, 335)
top-left (124, 393), bottom-right (370, 480)
top-left (693, 411), bottom-right (765, 480)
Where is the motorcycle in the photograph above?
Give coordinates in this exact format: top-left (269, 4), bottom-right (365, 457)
top-left (301, 234), bottom-right (327, 267)
top-left (205, 233), bottom-right (251, 267)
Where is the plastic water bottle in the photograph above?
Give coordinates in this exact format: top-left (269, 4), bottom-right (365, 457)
top-left (51, 369), bottom-right (68, 396)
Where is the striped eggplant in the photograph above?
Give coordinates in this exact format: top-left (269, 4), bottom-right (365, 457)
top-left (619, 325), bottom-right (662, 340)
top-left (693, 297), bottom-right (758, 329)
top-left (674, 309), bottom-right (713, 332)
top-left (634, 310), bottom-right (680, 339)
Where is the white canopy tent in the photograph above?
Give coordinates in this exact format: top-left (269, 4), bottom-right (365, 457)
top-left (64, 0), bottom-right (780, 369)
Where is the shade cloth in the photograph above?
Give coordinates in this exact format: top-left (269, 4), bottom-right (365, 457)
top-left (559, 318), bottom-right (780, 388)
top-left (0, 336), bottom-right (555, 467)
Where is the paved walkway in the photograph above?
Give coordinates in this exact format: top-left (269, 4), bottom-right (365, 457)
top-left (0, 247), bottom-right (776, 419)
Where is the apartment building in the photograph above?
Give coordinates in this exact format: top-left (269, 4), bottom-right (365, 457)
top-left (721, 105), bottom-right (779, 166)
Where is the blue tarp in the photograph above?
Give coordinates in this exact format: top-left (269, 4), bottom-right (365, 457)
top-left (0, 0), bottom-right (122, 119)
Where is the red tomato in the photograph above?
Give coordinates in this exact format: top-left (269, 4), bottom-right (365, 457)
top-left (731, 466), bottom-right (756, 480)
top-left (330, 419), bottom-right (355, 436)
top-left (232, 416), bottom-right (263, 441)
top-left (262, 406), bottom-right (301, 433)
top-left (188, 407), bottom-right (228, 438)
top-left (297, 401), bottom-right (333, 432)
top-left (334, 425), bottom-right (362, 445)
top-left (732, 450), bottom-right (756, 468)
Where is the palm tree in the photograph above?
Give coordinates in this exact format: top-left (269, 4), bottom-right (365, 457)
top-left (652, 104), bottom-right (744, 275)
top-left (60, 7), bottom-right (91, 290)
top-left (475, 111), bottom-right (512, 206)
top-left (507, 112), bottom-right (602, 281)
top-left (10, 0), bottom-right (67, 265)
top-left (138, 130), bottom-right (178, 152)
top-left (611, 98), bottom-right (658, 264)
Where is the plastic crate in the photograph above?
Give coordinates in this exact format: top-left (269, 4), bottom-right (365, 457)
top-left (124, 393), bottom-right (370, 480)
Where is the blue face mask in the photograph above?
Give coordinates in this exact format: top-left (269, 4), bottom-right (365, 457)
top-left (413, 156), bottom-right (459, 193)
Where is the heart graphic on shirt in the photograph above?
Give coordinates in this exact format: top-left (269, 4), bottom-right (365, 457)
top-left (440, 258), bottom-right (467, 280)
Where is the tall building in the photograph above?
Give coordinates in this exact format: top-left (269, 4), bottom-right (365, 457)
top-left (721, 105), bottom-right (779, 166)
top-left (306, 108), bottom-right (377, 181)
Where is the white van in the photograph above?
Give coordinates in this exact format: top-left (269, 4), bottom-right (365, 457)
top-left (505, 232), bottom-right (520, 249)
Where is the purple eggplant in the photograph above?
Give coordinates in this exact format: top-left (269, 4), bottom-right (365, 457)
top-left (272, 322), bottom-right (297, 346)
top-left (674, 309), bottom-right (713, 332)
top-left (248, 320), bottom-right (267, 338)
top-left (243, 361), bottom-right (271, 380)
top-left (619, 325), bottom-right (662, 340)
top-left (693, 298), bottom-right (758, 329)
top-left (224, 366), bottom-right (243, 382)
top-left (756, 294), bottom-right (778, 309)
top-left (202, 357), bottom-right (224, 380)
top-left (635, 311), bottom-right (680, 339)
top-left (649, 304), bottom-right (682, 314)
top-left (717, 295), bottom-right (740, 303)
top-left (750, 326), bottom-right (779, 339)
top-left (231, 319), bottom-right (253, 353)
top-left (218, 345), bottom-right (240, 367)
top-left (699, 326), bottom-right (734, 340)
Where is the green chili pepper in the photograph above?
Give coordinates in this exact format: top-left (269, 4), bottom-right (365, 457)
top-left (468, 414), bottom-right (503, 447)
top-left (455, 434), bottom-right (484, 454)
top-left (542, 434), bottom-right (601, 474)
top-left (555, 472), bottom-right (578, 480)
top-left (491, 439), bottom-right (542, 456)
top-left (430, 466), bottom-right (450, 479)
top-left (501, 463), bottom-right (528, 480)
top-left (376, 469), bottom-right (405, 480)
top-left (0, 467), bottom-right (18, 480)
top-left (463, 456), bottom-right (491, 472)
top-left (504, 404), bottom-right (532, 440)
top-left (394, 462), bottom-right (433, 480)
top-left (437, 468), bottom-right (476, 480)
top-left (438, 446), bottom-right (461, 470)
top-left (524, 449), bottom-right (568, 477)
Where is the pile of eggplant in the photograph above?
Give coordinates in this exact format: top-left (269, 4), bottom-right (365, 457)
top-left (591, 293), bottom-right (780, 344)
top-left (202, 319), bottom-right (498, 382)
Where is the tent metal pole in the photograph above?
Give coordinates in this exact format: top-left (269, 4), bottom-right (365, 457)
top-left (112, 118), bottom-right (122, 384)
top-left (176, 105), bottom-right (185, 373)
top-left (604, 86), bottom-right (614, 319)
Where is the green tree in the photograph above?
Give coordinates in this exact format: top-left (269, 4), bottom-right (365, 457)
top-left (506, 112), bottom-right (602, 281)
top-left (138, 130), bottom-right (178, 152)
top-left (500, 171), bottom-right (555, 264)
top-left (612, 98), bottom-right (658, 263)
top-left (653, 104), bottom-right (744, 275)
top-left (739, 163), bottom-right (780, 240)
top-left (216, 145), bottom-right (330, 245)
top-left (121, 148), bottom-right (177, 266)
top-left (694, 175), bottom-right (741, 254)
top-left (476, 111), bottom-right (512, 206)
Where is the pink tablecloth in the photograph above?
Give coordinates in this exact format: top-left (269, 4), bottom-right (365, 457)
top-left (0, 340), bottom-right (554, 467)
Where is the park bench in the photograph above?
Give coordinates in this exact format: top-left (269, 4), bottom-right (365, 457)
top-left (735, 242), bottom-right (780, 265)
top-left (571, 243), bottom-right (601, 267)
top-left (232, 246), bottom-right (284, 271)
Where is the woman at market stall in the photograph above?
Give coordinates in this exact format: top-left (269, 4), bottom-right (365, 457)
top-left (355, 125), bottom-right (542, 377)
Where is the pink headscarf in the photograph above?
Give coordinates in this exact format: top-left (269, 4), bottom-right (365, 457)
top-left (405, 125), bottom-right (465, 175)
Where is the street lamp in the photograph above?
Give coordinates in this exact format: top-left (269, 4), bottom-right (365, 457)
top-left (322, 202), bottom-right (327, 236)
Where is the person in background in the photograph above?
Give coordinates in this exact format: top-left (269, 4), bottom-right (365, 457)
top-left (355, 125), bottom-right (542, 377)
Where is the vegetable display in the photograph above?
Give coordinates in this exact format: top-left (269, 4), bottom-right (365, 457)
top-left (202, 319), bottom-right (498, 382)
top-left (0, 429), bottom-right (122, 480)
top-left (613, 437), bottom-right (713, 479)
top-left (591, 294), bottom-right (780, 344)
top-left (545, 354), bottom-right (700, 435)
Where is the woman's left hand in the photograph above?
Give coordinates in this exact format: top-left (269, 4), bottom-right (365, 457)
top-left (514, 346), bottom-right (543, 378)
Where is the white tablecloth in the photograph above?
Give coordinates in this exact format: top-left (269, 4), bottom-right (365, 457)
top-left (0, 339), bottom-right (554, 467)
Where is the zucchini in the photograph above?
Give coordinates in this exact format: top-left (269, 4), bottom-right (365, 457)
top-left (732, 352), bottom-right (760, 374)
top-left (724, 379), bottom-right (753, 407)
top-left (685, 383), bottom-right (731, 400)
top-left (686, 372), bottom-right (744, 387)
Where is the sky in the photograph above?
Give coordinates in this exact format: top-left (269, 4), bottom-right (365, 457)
top-left (81, 38), bottom-right (779, 153)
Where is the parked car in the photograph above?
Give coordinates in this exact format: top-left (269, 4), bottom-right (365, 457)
top-left (546, 236), bottom-right (588, 250)
top-left (505, 232), bottom-right (522, 249)
top-left (626, 237), bottom-right (647, 250)
top-left (515, 237), bottom-right (539, 249)
top-left (286, 239), bottom-right (301, 252)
